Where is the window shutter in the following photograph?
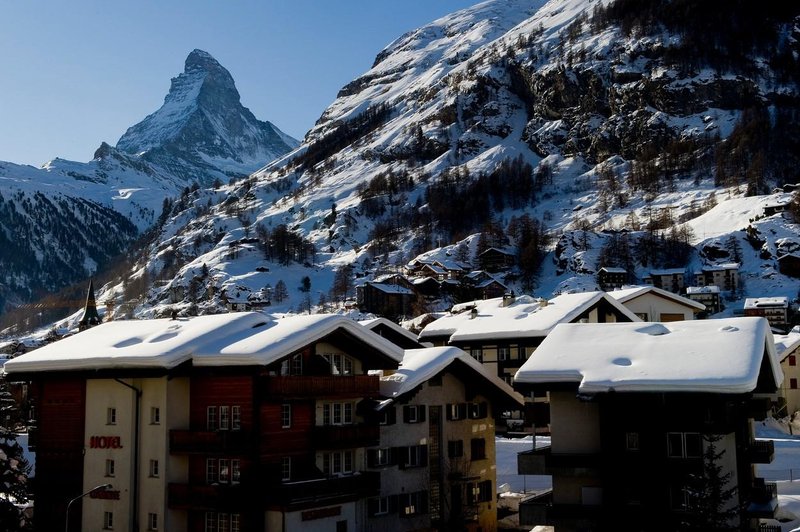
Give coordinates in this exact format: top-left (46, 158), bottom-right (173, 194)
top-left (386, 406), bottom-right (396, 425)
top-left (403, 405), bottom-right (412, 423)
top-left (367, 498), bottom-right (378, 517)
top-left (419, 491), bottom-right (429, 514)
top-left (367, 449), bottom-right (377, 468)
top-left (388, 446), bottom-right (398, 466)
top-left (398, 446), bottom-right (409, 469)
top-left (420, 445), bottom-right (428, 467)
top-left (446, 404), bottom-right (454, 421)
top-left (479, 402), bottom-right (488, 419)
top-left (388, 494), bottom-right (399, 513)
top-left (418, 406), bottom-right (426, 422)
top-left (458, 403), bottom-right (467, 419)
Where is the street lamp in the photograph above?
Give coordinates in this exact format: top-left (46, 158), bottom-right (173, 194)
top-left (65, 483), bottom-right (112, 532)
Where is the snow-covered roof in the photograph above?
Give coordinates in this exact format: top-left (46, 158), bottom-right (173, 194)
top-left (369, 283), bottom-right (415, 295)
top-left (4, 313), bottom-right (404, 374)
top-left (609, 285), bottom-right (705, 311)
top-left (419, 292), bottom-right (640, 342)
top-left (686, 286), bottom-right (721, 294)
top-left (360, 317), bottom-right (421, 345)
top-left (380, 346), bottom-right (523, 406)
top-left (514, 317), bottom-right (782, 394)
top-left (599, 267), bottom-right (627, 273)
top-left (647, 268), bottom-right (686, 276)
top-left (773, 326), bottom-right (800, 360)
top-left (744, 297), bottom-right (789, 309)
top-left (699, 263), bottom-right (740, 272)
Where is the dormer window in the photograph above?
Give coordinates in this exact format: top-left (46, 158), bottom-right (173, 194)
top-left (323, 353), bottom-right (354, 375)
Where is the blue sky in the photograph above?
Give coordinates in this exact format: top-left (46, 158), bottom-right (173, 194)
top-left (0, 0), bottom-right (477, 167)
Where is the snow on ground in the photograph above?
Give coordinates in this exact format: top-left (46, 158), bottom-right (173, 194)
top-left (496, 435), bottom-right (551, 495)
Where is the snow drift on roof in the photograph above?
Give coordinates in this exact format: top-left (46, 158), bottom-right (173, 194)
top-left (608, 285), bottom-right (705, 310)
top-left (513, 317), bottom-right (782, 394)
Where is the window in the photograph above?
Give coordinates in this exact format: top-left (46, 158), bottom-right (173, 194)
top-left (401, 445), bottom-right (427, 468)
top-left (150, 407), bottom-right (160, 424)
top-left (231, 406), bottom-right (241, 430)
top-left (447, 440), bottom-right (463, 458)
top-left (107, 407), bottom-right (117, 425)
top-left (291, 354), bottom-right (303, 375)
top-left (323, 402), bottom-right (354, 425)
top-left (789, 355), bottom-right (796, 366)
top-left (105, 459), bottom-right (115, 477)
top-left (219, 459), bottom-right (230, 483)
top-left (379, 407), bottom-right (396, 425)
top-left (324, 353), bottom-right (354, 375)
top-left (104, 511), bottom-right (114, 530)
top-left (400, 491), bottom-right (427, 517)
top-left (323, 450), bottom-right (354, 475)
top-left (370, 496), bottom-right (392, 516)
top-left (626, 432), bottom-right (640, 451)
top-left (403, 405), bottom-right (426, 423)
top-left (470, 347), bottom-right (483, 362)
top-left (467, 480), bottom-right (493, 504)
top-left (667, 432), bottom-right (702, 458)
top-left (205, 512), bottom-right (217, 532)
top-left (446, 403), bottom-right (466, 420)
top-left (206, 458), bottom-right (218, 484)
top-left (468, 402), bottom-right (488, 419)
top-left (220, 406), bottom-right (230, 430)
top-left (368, 447), bottom-right (393, 468)
top-left (281, 457), bottom-right (291, 481)
top-left (147, 513), bottom-right (158, 531)
top-left (518, 346), bottom-right (527, 360)
top-left (231, 514), bottom-right (240, 532)
top-left (471, 438), bottom-right (486, 460)
top-left (791, 378), bottom-right (798, 390)
top-left (218, 513), bottom-right (230, 532)
top-left (231, 459), bottom-right (241, 483)
top-left (670, 484), bottom-right (696, 511)
top-left (149, 459), bottom-right (159, 477)
top-left (207, 406), bottom-right (218, 431)
top-left (498, 346), bottom-right (510, 361)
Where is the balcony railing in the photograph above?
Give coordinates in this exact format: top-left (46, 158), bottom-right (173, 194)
top-left (168, 482), bottom-right (254, 510)
top-left (747, 439), bottom-right (775, 464)
top-left (517, 445), bottom-right (601, 476)
top-left (272, 471), bottom-right (380, 509)
top-left (261, 375), bottom-right (379, 398)
top-left (169, 429), bottom-right (252, 454)
top-left (746, 478), bottom-right (778, 519)
top-left (311, 424), bottom-right (379, 449)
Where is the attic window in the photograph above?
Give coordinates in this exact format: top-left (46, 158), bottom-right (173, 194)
top-left (635, 324), bottom-right (670, 336)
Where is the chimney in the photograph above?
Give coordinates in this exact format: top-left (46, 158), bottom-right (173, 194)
top-left (470, 307), bottom-right (478, 319)
top-left (538, 297), bottom-right (549, 308)
top-left (502, 290), bottom-right (516, 307)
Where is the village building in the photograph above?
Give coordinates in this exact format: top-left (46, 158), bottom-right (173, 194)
top-left (417, 292), bottom-right (639, 433)
top-left (462, 270), bottom-right (508, 300)
top-left (685, 285), bottom-right (722, 315)
top-left (744, 297), bottom-right (791, 331)
top-left (774, 326), bottom-right (800, 420)
top-left (514, 317), bottom-right (782, 531)
top-left (477, 248), bottom-right (516, 273)
top-left (695, 263), bottom-right (740, 292)
top-left (777, 253), bottom-right (800, 278)
top-left (608, 285), bottom-right (705, 322)
top-left (642, 268), bottom-right (686, 293)
top-left (5, 312), bottom-right (518, 532)
top-left (357, 275), bottom-right (417, 320)
top-left (359, 317), bottom-right (428, 350)
top-left (367, 346), bottom-right (522, 532)
top-left (596, 267), bottom-right (628, 291)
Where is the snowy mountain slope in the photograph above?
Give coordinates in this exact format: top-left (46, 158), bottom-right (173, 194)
top-left (118, 49), bottom-right (299, 182)
top-left (10, 0), bottom-right (800, 335)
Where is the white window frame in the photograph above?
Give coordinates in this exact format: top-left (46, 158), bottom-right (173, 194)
top-left (105, 459), bottom-right (115, 477)
top-left (149, 459), bottom-right (159, 477)
top-left (281, 404), bottom-right (291, 428)
top-left (206, 458), bottom-right (218, 484)
top-left (207, 406), bottom-right (218, 431)
top-left (150, 406), bottom-right (160, 424)
top-left (219, 406), bottom-right (230, 431)
top-left (231, 459), bottom-right (241, 484)
top-left (281, 456), bottom-right (291, 481)
top-left (107, 407), bottom-right (117, 425)
top-left (231, 405), bottom-right (241, 430)
top-left (205, 512), bottom-right (218, 532)
top-left (147, 513), bottom-right (158, 531)
top-left (104, 511), bottom-right (114, 530)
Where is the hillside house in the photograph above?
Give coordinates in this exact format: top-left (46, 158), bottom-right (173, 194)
top-left (642, 268), bottom-right (686, 293)
top-left (763, 202), bottom-right (789, 217)
top-left (685, 285), bottom-right (722, 315)
top-left (477, 248), bottom-right (516, 273)
top-left (695, 263), bottom-right (740, 292)
top-left (774, 327), bottom-right (800, 419)
top-left (608, 285), bottom-right (705, 321)
top-left (744, 297), bottom-right (790, 330)
top-left (514, 317), bottom-right (783, 531)
top-left (463, 270), bottom-right (508, 300)
top-left (778, 253), bottom-right (800, 278)
top-left (417, 292), bottom-right (639, 433)
top-left (357, 275), bottom-right (417, 320)
top-left (596, 267), bottom-right (628, 291)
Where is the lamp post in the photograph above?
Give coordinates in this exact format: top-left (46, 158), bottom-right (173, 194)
top-left (65, 483), bottom-right (112, 532)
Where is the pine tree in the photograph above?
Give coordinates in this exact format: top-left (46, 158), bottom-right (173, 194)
top-left (0, 379), bottom-right (31, 531)
top-left (680, 434), bottom-right (739, 531)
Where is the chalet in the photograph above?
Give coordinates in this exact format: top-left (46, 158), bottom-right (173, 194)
top-left (418, 292), bottom-right (640, 433)
top-left (5, 313), bottom-right (405, 532)
top-left (608, 285), bottom-right (705, 322)
top-left (368, 347), bottom-right (523, 531)
top-left (744, 297), bottom-right (790, 330)
top-left (777, 253), bottom-right (800, 278)
top-left (695, 263), bottom-right (740, 292)
top-left (685, 285), bottom-right (722, 315)
top-left (763, 202), bottom-right (789, 217)
top-left (463, 270), bottom-right (508, 300)
top-left (359, 318), bottom-right (428, 350)
top-left (514, 317), bottom-right (783, 531)
top-left (596, 267), bottom-right (628, 291)
top-left (357, 276), bottom-right (417, 320)
top-left (477, 248), bottom-right (516, 273)
top-left (774, 326), bottom-right (800, 419)
top-left (642, 268), bottom-right (686, 293)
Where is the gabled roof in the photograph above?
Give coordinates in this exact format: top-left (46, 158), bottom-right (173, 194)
top-left (4, 313), bottom-right (404, 374)
top-left (368, 283), bottom-right (415, 295)
top-left (744, 297), bottom-right (789, 309)
top-left (609, 285), bottom-right (705, 311)
top-left (773, 326), bottom-right (800, 361)
top-left (360, 318), bottom-right (425, 348)
top-left (380, 346), bottom-right (523, 406)
top-left (599, 267), bottom-right (627, 274)
top-left (418, 292), bottom-right (640, 343)
top-left (514, 317), bottom-right (782, 394)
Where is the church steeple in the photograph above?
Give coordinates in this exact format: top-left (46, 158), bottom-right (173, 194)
top-left (78, 279), bottom-right (101, 331)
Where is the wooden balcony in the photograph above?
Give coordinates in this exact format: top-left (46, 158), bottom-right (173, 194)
top-left (311, 424), bottom-right (379, 449)
top-left (272, 471), bottom-right (380, 510)
top-left (169, 429), bottom-right (253, 454)
top-left (747, 439), bottom-right (775, 464)
top-left (745, 478), bottom-right (778, 519)
top-left (517, 445), bottom-right (601, 476)
top-left (261, 375), bottom-right (379, 398)
top-left (168, 482), bottom-right (254, 511)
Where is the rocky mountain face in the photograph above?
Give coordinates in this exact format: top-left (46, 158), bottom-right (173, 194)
top-left (0, 50), bottom-right (296, 319)
top-left (117, 49), bottom-right (298, 183)
top-left (107, 0), bottom-right (799, 325)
